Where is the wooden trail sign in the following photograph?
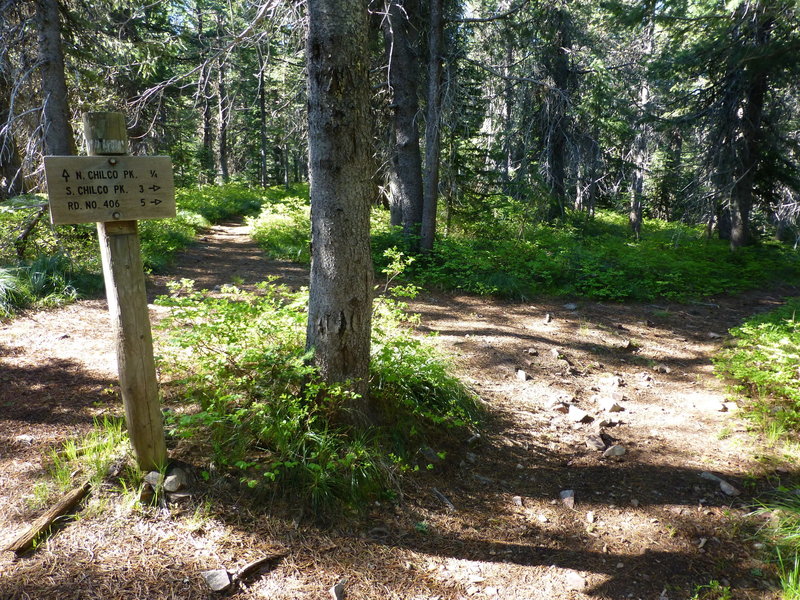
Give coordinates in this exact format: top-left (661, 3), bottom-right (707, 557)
top-left (44, 155), bottom-right (175, 224)
top-left (53, 112), bottom-right (168, 472)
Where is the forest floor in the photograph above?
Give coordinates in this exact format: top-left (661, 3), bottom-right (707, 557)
top-left (1, 220), bottom-right (797, 600)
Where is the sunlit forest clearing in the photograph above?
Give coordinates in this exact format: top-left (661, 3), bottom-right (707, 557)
top-left (2, 1), bottom-right (800, 598)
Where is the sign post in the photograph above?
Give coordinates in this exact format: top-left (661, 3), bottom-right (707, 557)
top-left (45, 112), bottom-right (169, 471)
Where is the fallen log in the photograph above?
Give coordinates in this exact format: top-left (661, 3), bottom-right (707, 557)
top-left (5, 481), bottom-right (91, 555)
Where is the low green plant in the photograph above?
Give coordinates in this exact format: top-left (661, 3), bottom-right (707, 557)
top-left (248, 198), bottom-right (311, 263)
top-left (1, 183), bottom-right (279, 317)
top-left (49, 416), bottom-right (132, 489)
top-left (156, 270), bottom-right (478, 514)
top-left (689, 580), bottom-right (732, 600)
top-left (250, 193), bottom-right (800, 302)
top-left (778, 550), bottom-right (800, 599)
top-left (714, 298), bottom-right (800, 437)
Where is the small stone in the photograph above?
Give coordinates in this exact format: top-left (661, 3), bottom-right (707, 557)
top-left (568, 405), bottom-right (593, 424)
top-left (201, 569), bottom-right (232, 592)
top-left (465, 452), bottom-right (478, 464)
top-left (560, 489), bottom-right (575, 509)
top-left (516, 369), bottom-right (529, 382)
top-left (603, 444), bottom-right (626, 458)
top-left (585, 434), bottom-right (606, 451)
top-left (144, 471), bottom-right (163, 487)
top-left (604, 375), bottom-right (624, 388)
top-left (723, 402), bottom-right (739, 413)
top-left (630, 498), bottom-right (640, 507)
top-left (512, 495), bottom-right (524, 507)
top-left (563, 303), bottom-right (578, 311)
top-left (653, 364), bottom-right (671, 374)
top-left (15, 434), bottom-right (34, 444)
top-left (719, 480), bottom-right (740, 496)
top-left (527, 348), bottom-right (539, 356)
top-left (586, 511), bottom-right (596, 523)
top-left (538, 514), bottom-right (549, 523)
top-left (565, 571), bottom-right (587, 590)
top-left (466, 433), bottom-right (481, 445)
top-left (708, 332), bottom-right (723, 339)
top-left (164, 467), bottom-right (190, 493)
top-left (330, 577), bottom-right (347, 600)
top-left (549, 347), bottom-right (561, 359)
top-left (544, 313), bottom-right (552, 323)
top-left (549, 401), bottom-right (570, 414)
top-left (598, 398), bottom-right (625, 413)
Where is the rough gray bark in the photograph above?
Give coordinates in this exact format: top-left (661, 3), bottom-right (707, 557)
top-left (628, 0), bottom-right (656, 240)
top-left (729, 4), bottom-right (769, 250)
top-left (306, 0), bottom-right (374, 414)
top-left (540, 7), bottom-right (572, 219)
top-left (257, 45), bottom-right (268, 188)
top-left (216, 12), bottom-right (229, 183)
top-left (420, 0), bottom-right (443, 251)
top-left (196, 4), bottom-right (215, 183)
top-left (381, 0), bottom-right (424, 244)
top-left (36, 0), bottom-right (75, 156)
top-left (0, 69), bottom-right (24, 199)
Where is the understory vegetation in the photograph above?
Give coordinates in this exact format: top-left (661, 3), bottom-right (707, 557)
top-left (715, 298), bottom-right (800, 438)
top-left (0, 184), bottom-right (293, 318)
top-left (155, 276), bottom-right (479, 514)
top-left (714, 299), bottom-right (800, 596)
top-left (251, 185), bottom-right (800, 303)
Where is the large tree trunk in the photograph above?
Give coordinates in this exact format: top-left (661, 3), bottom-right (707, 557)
top-left (628, 0), bottom-right (656, 240)
top-left (729, 5), bottom-right (770, 250)
top-left (216, 12), bottom-right (229, 184)
top-left (36, 0), bottom-right (75, 156)
top-left (541, 7), bottom-right (572, 219)
top-left (381, 0), bottom-right (424, 245)
top-left (306, 0), bottom-right (374, 416)
top-left (196, 4), bottom-right (215, 183)
top-left (420, 0), bottom-right (443, 252)
top-left (257, 46), bottom-right (268, 188)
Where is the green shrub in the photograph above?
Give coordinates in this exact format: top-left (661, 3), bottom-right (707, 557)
top-left (156, 277), bottom-right (478, 513)
top-left (0, 184), bottom-right (283, 316)
top-left (248, 199), bottom-right (311, 263)
top-left (714, 298), bottom-right (800, 433)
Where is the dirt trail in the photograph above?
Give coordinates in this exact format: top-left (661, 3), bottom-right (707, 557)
top-left (0, 221), bottom-right (794, 599)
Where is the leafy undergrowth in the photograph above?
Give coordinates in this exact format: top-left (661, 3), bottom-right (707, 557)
top-left (715, 298), bottom-right (800, 599)
top-left (0, 184), bottom-right (283, 317)
top-left (249, 186), bottom-right (800, 303)
top-left (155, 278), bottom-right (480, 515)
top-left (714, 297), bottom-right (800, 436)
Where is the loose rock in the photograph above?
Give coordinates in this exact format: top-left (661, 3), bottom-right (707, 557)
top-left (164, 467), bottom-right (190, 493)
top-left (653, 364), bottom-right (671, 374)
top-left (201, 569), bottom-right (232, 592)
top-left (565, 571), bottom-right (587, 590)
top-left (516, 369), bottom-right (528, 382)
top-left (330, 577), bottom-right (347, 600)
top-left (585, 434), bottom-right (606, 451)
top-left (568, 405), bottom-right (593, 424)
top-left (560, 489), bottom-right (575, 509)
top-left (603, 445), bottom-right (626, 458)
top-left (598, 397), bottom-right (625, 413)
top-left (144, 471), bottom-right (163, 487)
top-left (563, 303), bottom-right (578, 311)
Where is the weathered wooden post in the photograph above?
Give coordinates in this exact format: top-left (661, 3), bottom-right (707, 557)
top-left (44, 112), bottom-right (174, 471)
